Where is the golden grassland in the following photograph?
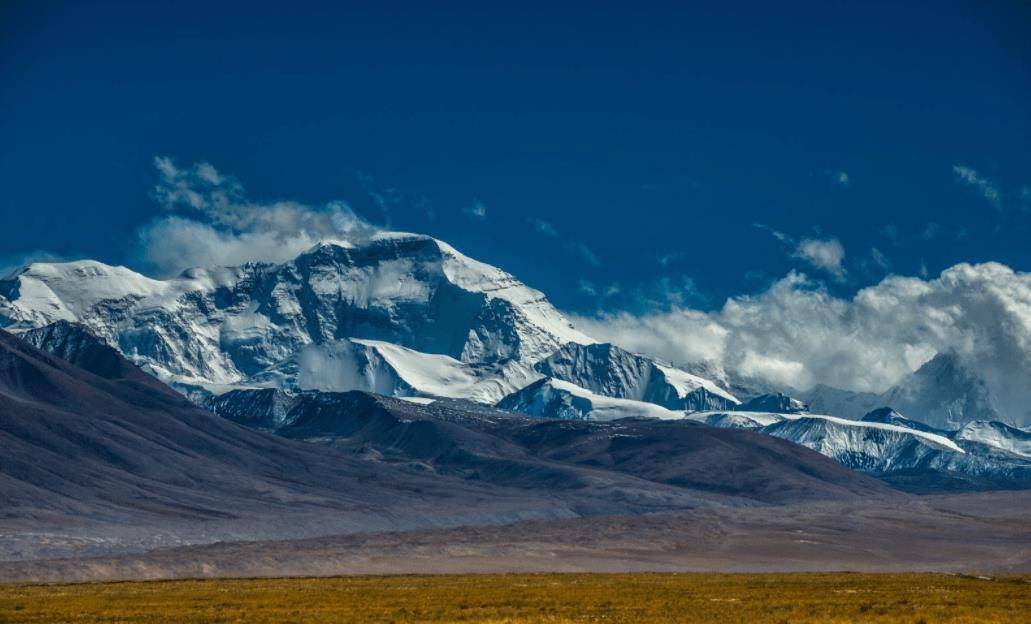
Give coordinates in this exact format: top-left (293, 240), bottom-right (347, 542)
top-left (1, 572), bottom-right (1029, 623)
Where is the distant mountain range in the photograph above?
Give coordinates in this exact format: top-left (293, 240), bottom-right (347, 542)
top-left (2, 322), bottom-right (903, 559)
top-left (2, 232), bottom-right (1029, 494)
top-left (685, 407), bottom-right (1030, 491)
top-left (802, 350), bottom-right (1002, 430)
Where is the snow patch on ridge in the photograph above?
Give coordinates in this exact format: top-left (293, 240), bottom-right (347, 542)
top-left (686, 410), bottom-right (965, 453)
top-left (498, 377), bottom-right (685, 421)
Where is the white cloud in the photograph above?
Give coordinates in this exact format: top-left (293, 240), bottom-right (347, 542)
top-left (462, 200), bottom-right (488, 221)
top-left (572, 262), bottom-right (1031, 424)
top-left (953, 164), bottom-right (1002, 210)
top-left (793, 237), bottom-right (846, 278)
top-left (755, 224), bottom-right (847, 279)
top-left (832, 170), bottom-right (850, 186)
top-left (139, 156), bottom-right (378, 275)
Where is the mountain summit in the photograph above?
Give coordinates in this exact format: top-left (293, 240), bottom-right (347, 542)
top-left (0, 233), bottom-right (598, 399)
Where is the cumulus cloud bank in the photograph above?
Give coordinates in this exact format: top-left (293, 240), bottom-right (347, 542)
top-left (572, 262), bottom-right (1031, 421)
top-left (139, 156), bottom-right (378, 275)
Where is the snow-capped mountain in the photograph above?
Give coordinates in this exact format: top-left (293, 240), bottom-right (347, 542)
top-left (245, 337), bottom-right (539, 404)
top-left (879, 351), bottom-right (1001, 429)
top-left (21, 316), bottom-right (1031, 492)
top-left (802, 351), bottom-right (1002, 429)
top-left (733, 392), bottom-right (808, 414)
top-left (496, 377), bottom-right (685, 421)
top-left (0, 233), bottom-right (751, 415)
top-left (953, 420), bottom-right (1031, 459)
top-left (533, 342), bottom-right (738, 411)
top-left (860, 406), bottom-right (948, 434)
top-left (0, 233), bottom-right (592, 397)
top-left (802, 384), bottom-right (882, 421)
top-left (686, 407), bottom-right (1031, 490)
top-left (5, 229), bottom-right (1028, 493)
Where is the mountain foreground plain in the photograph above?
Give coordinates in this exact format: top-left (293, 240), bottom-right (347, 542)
top-left (2, 573), bottom-right (1029, 624)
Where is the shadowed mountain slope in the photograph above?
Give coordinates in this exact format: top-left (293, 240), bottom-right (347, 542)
top-left (2, 325), bottom-right (898, 561)
top-left (0, 328), bottom-right (581, 557)
top-left (210, 388), bottom-right (896, 505)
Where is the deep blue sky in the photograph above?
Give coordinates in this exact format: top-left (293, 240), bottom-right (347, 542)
top-left (1, 1), bottom-right (1028, 313)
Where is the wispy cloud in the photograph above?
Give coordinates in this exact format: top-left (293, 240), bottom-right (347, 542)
top-left (527, 218), bottom-right (601, 267)
top-left (880, 223), bottom-right (899, 245)
top-left (0, 250), bottom-right (69, 279)
top-left (579, 280), bottom-right (621, 299)
top-left (869, 247), bottom-right (890, 272)
top-left (462, 200), bottom-right (488, 221)
top-left (657, 251), bottom-right (685, 267)
top-left (528, 218), bottom-right (559, 237)
top-left (568, 242), bottom-right (600, 267)
top-left (752, 222), bottom-right (789, 243)
top-left (953, 164), bottom-right (1002, 210)
top-left (355, 170), bottom-right (433, 223)
top-left (829, 170), bottom-right (850, 186)
top-left (921, 222), bottom-right (942, 240)
top-left (816, 168), bottom-right (850, 187)
top-left (857, 247), bottom-right (891, 278)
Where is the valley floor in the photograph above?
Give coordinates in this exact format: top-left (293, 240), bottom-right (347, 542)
top-left (2, 572), bottom-right (1029, 623)
top-left (2, 491), bottom-right (1029, 584)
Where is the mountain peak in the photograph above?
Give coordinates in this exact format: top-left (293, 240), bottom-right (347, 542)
top-left (881, 349), bottom-right (1000, 430)
top-left (0, 233), bottom-right (592, 392)
top-left (533, 341), bottom-right (737, 411)
top-left (735, 392), bottom-right (808, 414)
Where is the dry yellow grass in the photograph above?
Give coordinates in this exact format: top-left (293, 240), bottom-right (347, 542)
top-left (1, 572), bottom-right (1028, 623)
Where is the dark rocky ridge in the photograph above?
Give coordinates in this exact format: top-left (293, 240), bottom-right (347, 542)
top-left (0, 328), bottom-right (580, 559)
top-left (210, 387), bottom-right (895, 505)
